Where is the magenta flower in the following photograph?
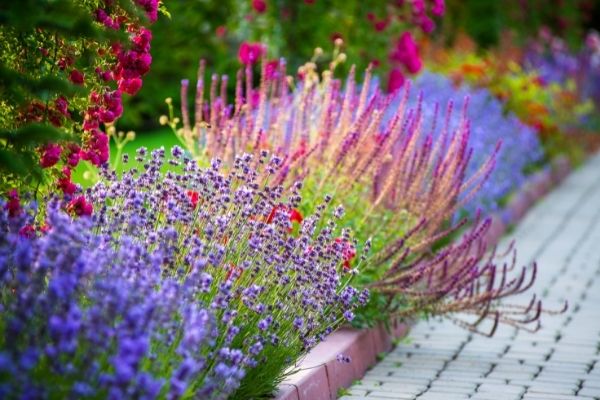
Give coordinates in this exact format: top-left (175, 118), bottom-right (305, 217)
top-left (390, 32), bottom-right (422, 74)
top-left (238, 42), bottom-right (264, 65)
top-left (69, 69), bottom-right (84, 85)
top-left (387, 67), bottom-right (406, 93)
top-left (40, 143), bottom-right (62, 168)
top-left (135, 0), bottom-right (158, 22)
top-left (251, 0), bottom-right (267, 13)
top-left (119, 77), bottom-right (143, 96)
top-left (265, 59), bottom-right (279, 80)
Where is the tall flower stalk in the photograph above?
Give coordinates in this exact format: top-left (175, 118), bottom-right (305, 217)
top-left (164, 55), bottom-right (556, 335)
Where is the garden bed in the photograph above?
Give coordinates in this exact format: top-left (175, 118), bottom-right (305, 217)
top-left (274, 155), bottom-right (573, 400)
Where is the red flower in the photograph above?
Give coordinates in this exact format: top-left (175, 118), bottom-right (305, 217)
top-left (267, 205), bottom-right (303, 232)
top-left (5, 190), bottom-right (21, 218)
top-left (40, 143), bottom-right (62, 168)
top-left (335, 238), bottom-right (356, 270)
top-left (19, 224), bottom-right (36, 238)
top-left (226, 263), bottom-right (243, 281)
top-left (58, 168), bottom-right (77, 195)
top-left (187, 190), bottom-right (200, 209)
top-left (68, 196), bottom-right (93, 216)
top-left (69, 69), bottom-right (84, 85)
top-left (251, 0), bottom-right (267, 13)
top-left (238, 42), bottom-right (264, 65)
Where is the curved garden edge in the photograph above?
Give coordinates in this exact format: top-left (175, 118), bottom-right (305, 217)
top-left (273, 155), bottom-right (573, 400)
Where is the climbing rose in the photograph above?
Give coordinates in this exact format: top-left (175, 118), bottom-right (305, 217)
top-left (69, 69), bottom-right (84, 85)
top-left (40, 143), bottom-right (62, 168)
top-left (119, 77), bottom-right (143, 96)
top-left (67, 196), bottom-right (93, 216)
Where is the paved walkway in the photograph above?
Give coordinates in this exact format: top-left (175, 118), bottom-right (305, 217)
top-left (341, 153), bottom-right (600, 400)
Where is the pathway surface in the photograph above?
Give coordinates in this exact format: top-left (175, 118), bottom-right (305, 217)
top-left (341, 152), bottom-right (600, 400)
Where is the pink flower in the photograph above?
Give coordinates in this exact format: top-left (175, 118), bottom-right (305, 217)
top-left (419, 16), bottom-right (435, 34)
top-left (387, 68), bottom-right (405, 93)
top-left (238, 42), bottom-right (264, 65)
top-left (251, 0), bottom-right (267, 13)
top-left (119, 77), bottom-right (143, 95)
top-left (135, 0), bottom-right (158, 22)
top-left (334, 238), bottom-right (356, 270)
top-left (81, 130), bottom-right (109, 166)
top-left (69, 69), bottom-right (84, 85)
top-left (66, 144), bottom-right (81, 168)
top-left (265, 59), bottom-right (279, 80)
top-left (68, 196), bottom-right (93, 217)
top-left (390, 32), bottom-right (422, 74)
top-left (432, 0), bottom-right (445, 16)
top-left (40, 143), bottom-right (62, 168)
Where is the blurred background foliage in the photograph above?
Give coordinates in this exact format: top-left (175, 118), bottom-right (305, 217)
top-left (123, 0), bottom-right (600, 132)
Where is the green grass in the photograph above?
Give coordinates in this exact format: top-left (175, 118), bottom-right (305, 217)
top-left (72, 127), bottom-right (178, 187)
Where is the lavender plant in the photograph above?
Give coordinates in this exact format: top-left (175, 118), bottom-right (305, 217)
top-left (0, 146), bottom-right (365, 399)
top-left (161, 57), bottom-right (554, 335)
top-left (0, 202), bottom-right (244, 399)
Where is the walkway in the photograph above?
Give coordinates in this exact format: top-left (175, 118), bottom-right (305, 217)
top-left (341, 152), bottom-right (600, 400)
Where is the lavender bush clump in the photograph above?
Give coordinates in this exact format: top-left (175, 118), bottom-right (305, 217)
top-left (0, 203), bottom-right (242, 400)
top-left (87, 146), bottom-right (366, 398)
top-left (0, 146), bottom-right (365, 399)
top-left (408, 72), bottom-right (544, 216)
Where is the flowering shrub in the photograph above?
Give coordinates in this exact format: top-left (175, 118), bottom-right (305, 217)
top-left (0, 0), bottom-right (161, 195)
top-left (0, 146), bottom-right (365, 398)
top-left (427, 39), bottom-right (590, 162)
top-left (163, 57), bottom-right (551, 335)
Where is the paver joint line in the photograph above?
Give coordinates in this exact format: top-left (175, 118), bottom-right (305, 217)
top-left (342, 153), bottom-right (600, 400)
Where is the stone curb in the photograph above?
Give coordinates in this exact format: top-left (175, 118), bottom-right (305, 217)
top-left (274, 320), bottom-right (411, 400)
top-left (273, 155), bottom-right (573, 400)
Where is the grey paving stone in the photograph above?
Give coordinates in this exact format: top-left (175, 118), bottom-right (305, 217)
top-left (341, 153), bottom-right (600, 400)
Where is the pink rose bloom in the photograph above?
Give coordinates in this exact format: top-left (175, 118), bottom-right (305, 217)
top-left (238, 42), bottom-right (264, 65)
top-left (119, 77), bottom-right (143, 96)
top-left (40, 143), bottom-right (62, 168)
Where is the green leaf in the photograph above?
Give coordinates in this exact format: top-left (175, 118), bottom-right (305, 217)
top-left (0, 124), bottom-right (67, 146)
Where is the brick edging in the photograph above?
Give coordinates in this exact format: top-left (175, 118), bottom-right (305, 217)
top-left (273, 155), bottom-right (573, 400)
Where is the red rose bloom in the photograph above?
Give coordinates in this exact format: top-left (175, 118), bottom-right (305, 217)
top-left (68, 196), bottom-right (93, 216)
top-left (69, 69), bottom-right (84, 85)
